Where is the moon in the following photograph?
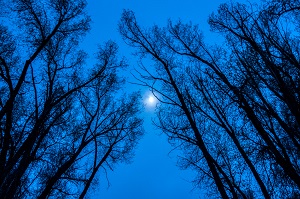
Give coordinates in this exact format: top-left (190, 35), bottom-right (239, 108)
top-left (144, 92), bottom-right (158, 109)
top-left (148, 96), bottom-right (155, 104)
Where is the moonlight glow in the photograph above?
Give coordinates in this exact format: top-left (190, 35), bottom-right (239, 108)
top-left (144, 92), bottom-right (158, 109)
top-left (148, 96), bottom-right (155, 104)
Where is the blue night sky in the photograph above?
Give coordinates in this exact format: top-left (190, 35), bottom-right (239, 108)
top-left (81, 1), bottom-right (230, 198)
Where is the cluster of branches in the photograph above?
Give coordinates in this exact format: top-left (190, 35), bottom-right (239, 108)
top-left (119, 0), bottom-right (300, 198)
top-left (0, 0), bottom-right (143, 198)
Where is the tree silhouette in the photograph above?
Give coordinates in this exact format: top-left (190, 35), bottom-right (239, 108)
top-left (119, 0), bottom-right (300, 198)
top-left (0, 0), bottom-right (143, 198)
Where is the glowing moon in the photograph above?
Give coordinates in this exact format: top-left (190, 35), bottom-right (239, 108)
top-left (148, 96), bottom-right (155, 104)
top-left (144, 92), bottom-right (159, 110)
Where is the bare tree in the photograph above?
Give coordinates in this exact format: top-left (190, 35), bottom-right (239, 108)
top-left (119, 11), bottom-right (235, 199)
top-left (119, 0), bottom-right (300, 198)
top-left (0, 1), bottom-right (143, 198)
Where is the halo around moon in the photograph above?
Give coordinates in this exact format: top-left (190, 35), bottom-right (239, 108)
top-left (144, 91), bottom-right (158, 109)
top-left (148, 96), bottom-right (155, 104)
